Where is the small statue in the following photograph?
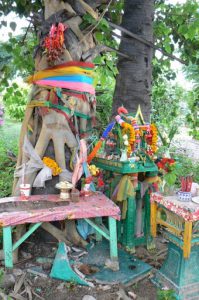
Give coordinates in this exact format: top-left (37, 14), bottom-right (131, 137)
top-left (120, 149), bottom-right (128, 162)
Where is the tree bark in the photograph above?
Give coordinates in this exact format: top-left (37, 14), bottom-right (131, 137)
top-left (13, 0), bottom-right (107, 196)
top-left (112, 0), bottom-right (154, 122)
top-left (11, 0), bottom-right (107, 259)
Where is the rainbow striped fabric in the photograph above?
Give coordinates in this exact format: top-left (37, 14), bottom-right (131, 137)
top-left (26, 61), bottom-right (95, 95)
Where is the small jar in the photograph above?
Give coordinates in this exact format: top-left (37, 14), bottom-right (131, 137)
top-left (71, 188), bottom-right (80, 202)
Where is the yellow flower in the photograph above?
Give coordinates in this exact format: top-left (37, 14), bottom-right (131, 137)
top-left (150, 124), bottom-right (158, 153)
top-left (42, 157), bottom-right (62, 176)
top-left (88, 164), bottom-right (99, 176)
top-left (121, 122), bottom-right (135, 154)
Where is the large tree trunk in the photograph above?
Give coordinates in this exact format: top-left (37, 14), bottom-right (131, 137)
top-left (13, 0), bottom-right (104, 195)
top-left (11, 0), bottom-right (107, 259)
top-left (112, 0), bottom-right (154, 122)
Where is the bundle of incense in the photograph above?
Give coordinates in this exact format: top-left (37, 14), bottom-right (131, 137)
top-left (180, 176), bottom-right (193, 192)
top-left (186, 175), bottom-right (193, 192)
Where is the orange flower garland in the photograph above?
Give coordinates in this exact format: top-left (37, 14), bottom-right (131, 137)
top-left (150, 124), bottom-right (158, 153)
top-left (42, 157), bottom-right (62, 176)
top-left (121, 122), bottom-right (135, 153)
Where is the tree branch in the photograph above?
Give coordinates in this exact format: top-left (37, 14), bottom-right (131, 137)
top-left (82, 44), bottom-right (135, 61)
top-left (79, 0), bottom-right (98, 20)
top-left (109, 21), bottom-right (187, 65)
top-left (20, 21), bottom-right (31, 45)
top-left (79, 0), bottom-right (113, 44)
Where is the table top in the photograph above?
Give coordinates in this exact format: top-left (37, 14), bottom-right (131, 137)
top-left (0, 193), bottom-right (121, 227)
top-left (151, 193), bottom-right (199, 222)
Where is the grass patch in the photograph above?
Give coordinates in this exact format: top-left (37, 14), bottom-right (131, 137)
top-left (0, 118), bottom-right (21, 197)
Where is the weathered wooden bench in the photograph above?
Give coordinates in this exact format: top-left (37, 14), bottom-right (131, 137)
top-left (0, 193), bottom-right (120, 269)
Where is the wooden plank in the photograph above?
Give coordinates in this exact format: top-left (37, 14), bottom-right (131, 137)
top-left (13, 223), bottom-right (42, 251)
top-left (150, 202), bottom-right (157, 237)
top-left (108, 217), bottom-right (118, 260)
top-left (183, 221), bottom-right (193, 259)
top-left (156, 218), bottom-right (182, 236)
top-left (84, 218), bottom-right (110, 240)
top-left (3, 226), bottom-right (13, 268)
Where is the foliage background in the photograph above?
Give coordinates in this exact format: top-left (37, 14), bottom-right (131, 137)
top-left (0, 120), bottom-right (19, 197)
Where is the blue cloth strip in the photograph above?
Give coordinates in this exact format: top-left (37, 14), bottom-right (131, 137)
top-left (44, 75), bottom-right (93, 84)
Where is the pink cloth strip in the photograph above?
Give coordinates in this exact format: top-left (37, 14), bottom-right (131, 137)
top-left (72, 139), bottom-right (87, 186)
top-left (35, 80), bottom-right (95, 95)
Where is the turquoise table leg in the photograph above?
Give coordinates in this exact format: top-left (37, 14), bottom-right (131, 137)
top-left (108, 217), bottom-right (118, 260)
top-left (3, 226), bottom-right (13, 268)
top-left (95, 217), bottom-right (103, 241)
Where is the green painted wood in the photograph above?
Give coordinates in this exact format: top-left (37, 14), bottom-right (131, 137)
top-left (162, 231), bottom-right (199, 251)
top-left (191, 236), bottom-right (199, 243)
top-left (3, 226), bottom-right (13, 268)
top-left (84, 218), bottom-right (110, 240)
top-left (93, 156), bottom-right (156, 251)
top-left (144, 192), bottom-right (155, 249)
top-left (12, 222), bottom-right (42, 251)
top-left (133, 236), bottom-right (146, 246)
top-left (122, 195), bottom-right (136, 249)
top-left (153, 242), bottom-right (199, 300)
top-left (165, 232), bottom-right (184, 247)
top-left (108, 217), bottom-right (118, 259)
top-left (95, 217), bottom-right (103, 241)
top-left (50, 242), bottom-right (90, 286)
top-left (81, 241), bottom-right (152, 284)
top-left (117, 220), bottom-right (122, 242)
top-left (93, 157), bottom-right (158, 174)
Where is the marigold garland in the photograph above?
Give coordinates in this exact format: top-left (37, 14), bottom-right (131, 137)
top-left (150, 124), bottom-right (158, 153)
top-left (42, 157), bottom-right (62, 176)
top-left (121, 122), bottom-right (135, 153)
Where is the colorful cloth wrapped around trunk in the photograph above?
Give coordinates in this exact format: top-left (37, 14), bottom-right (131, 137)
top-left (26, 61), bottom-right (95, 95)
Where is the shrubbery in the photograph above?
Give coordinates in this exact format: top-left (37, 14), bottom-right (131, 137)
top-left (0, 119), bottom-right (19, 197)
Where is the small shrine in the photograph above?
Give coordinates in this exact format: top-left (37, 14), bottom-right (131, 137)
top-left (87, 106), bottom-right (158, 251)
top-left (88, 105), bottom-right (158, 172)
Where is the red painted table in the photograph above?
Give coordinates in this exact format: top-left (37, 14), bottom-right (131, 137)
top-left (0, 193), bottom-right (121, 268)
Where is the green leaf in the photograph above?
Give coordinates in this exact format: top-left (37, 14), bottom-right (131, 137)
top-left (1, 21), bottom-right (7, 27)
top-left (93, 55), bottom-right (103, 64)
top-left (12, 83), bottom-right (18, 89)
top-left (95, 31), bottom-right (104, 42)
top-left (164, 173), bottom-right (177, 186)
top-left (10, 22), bottom-right (17, 31)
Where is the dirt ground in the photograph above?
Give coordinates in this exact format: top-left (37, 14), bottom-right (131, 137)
top-left (0, 234), bottom-right (168, 300)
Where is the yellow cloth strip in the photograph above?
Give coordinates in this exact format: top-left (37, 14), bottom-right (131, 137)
top-left (26, 66), bottom-right (94, 84)
top-left (28, 101), bottom-right (46, 108)
top-left (114, 175), bottom-right (135, 219)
